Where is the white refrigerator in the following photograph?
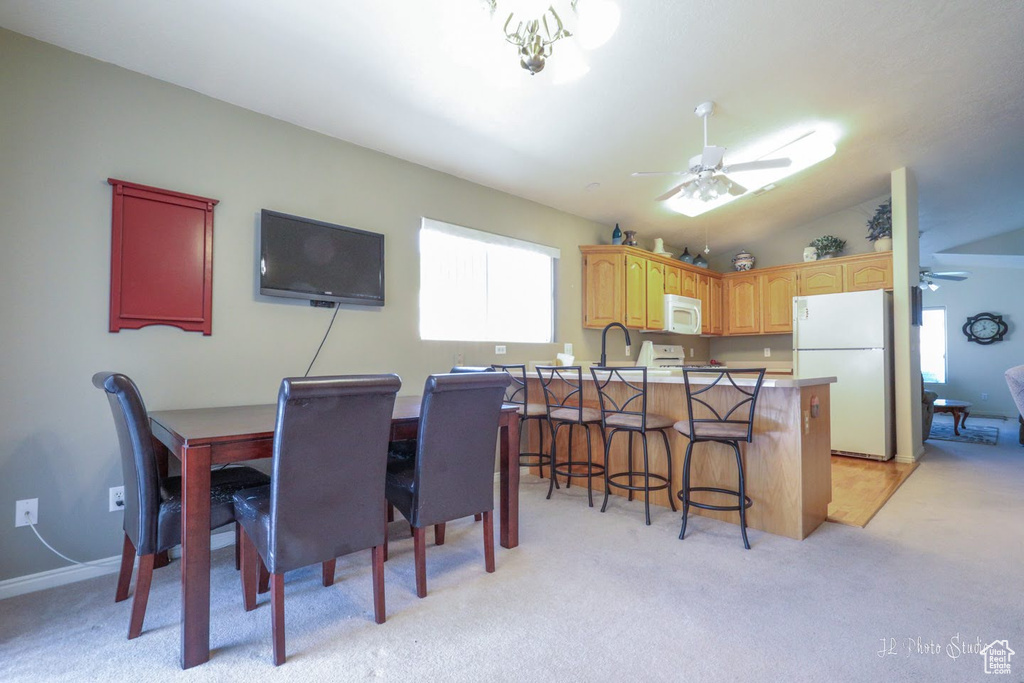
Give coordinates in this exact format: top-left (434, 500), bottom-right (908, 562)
top-left (793, 289), bottom-right (894, 460)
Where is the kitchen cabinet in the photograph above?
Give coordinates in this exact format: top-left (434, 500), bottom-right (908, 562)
top-left (680, 269), bottom-right (698, 299)
top-left (664, 264), bottom-right (682, 296)
top-left (725, 274), bottom-right (760, 335)
top-left (845, 253), bottom-right (893, 291)
top-left (760, 269), bottom-right (798, 333)
top-left (582, 252), bottom-right (624, 329)
top-left (798, 262), bottom-right (844, 296)
top-left (645, 260), bottom-right (666, 330)
top-left (624, 254), bottom-right (647, 329)
top-left (708, 276), bottom-right (724, 335)
top-left (697, 273), bottom-right (724, 335)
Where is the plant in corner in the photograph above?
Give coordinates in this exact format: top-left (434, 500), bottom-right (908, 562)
top-left (866, 198), bottom-right (893, 251)
top-left (809, 235), bottom-right (846, 259)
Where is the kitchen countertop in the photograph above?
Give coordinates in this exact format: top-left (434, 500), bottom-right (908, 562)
top-left (591, 370), bottom-right (835, 389)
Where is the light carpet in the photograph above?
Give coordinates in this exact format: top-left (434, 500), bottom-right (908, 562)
top-left (928, 421), bottom-right (999, 445)
top-left (1, 419), bottom-right (1022, 682)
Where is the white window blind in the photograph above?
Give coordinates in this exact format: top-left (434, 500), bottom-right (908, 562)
top-left (419, 218), bottom-right (559, 343)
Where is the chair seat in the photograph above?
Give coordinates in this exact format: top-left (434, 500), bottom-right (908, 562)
top-left (605, 412), bottom-right (674, 430)
top-left (549, 406), bottom-right (601, 423)
top-left (232, 484), bottom-right (273, 564)
top-left (157, 466), bottom-right (269, 553)
top-left (673, 420), bottom-right (750, 440)
top-left (519, 402), bottom-right (548, 417)
top-left (384, 455), bottom-right (416, 521)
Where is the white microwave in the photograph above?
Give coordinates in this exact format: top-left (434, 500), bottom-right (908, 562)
top-left (662, 294), bottom-right (702, 335)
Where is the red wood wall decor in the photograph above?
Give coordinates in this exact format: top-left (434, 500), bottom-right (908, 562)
top-left (107, 179), bottom-right (218, 335)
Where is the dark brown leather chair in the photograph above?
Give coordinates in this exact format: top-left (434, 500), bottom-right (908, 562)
top-left (590, 367), bottom-right (676, 524)
top-left (385, 372), bottom-right (510, 598)
top-left (674, 368), bottom-right (765, 549)
top-left (232, 374), bottom-right (401, 665)
top-left (92, 372), bottom-right (269, 640)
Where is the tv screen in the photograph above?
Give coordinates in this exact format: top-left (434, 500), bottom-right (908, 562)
top-left (259, 210), bottom-right (385, 306)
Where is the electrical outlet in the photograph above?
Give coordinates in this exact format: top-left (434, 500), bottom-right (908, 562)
top-left (764, 347), bottom-right (771, 358)
top-left (16, 499), bottom-right (38, 527)
top-left (563, 343), bottom-right (573, 355)
top-left (455, 352), bottom-right (464, 367)
top-left (981, 393), bottom-right (989, 401)
top-left (495, 345), bottom-right (507, 355)
top-left (690, 348), bottom-right (695, 358)
top-left (109, 486), bottom-right (125, 512)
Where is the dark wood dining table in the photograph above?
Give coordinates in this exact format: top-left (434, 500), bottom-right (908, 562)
top-left (149, 396), bottom-right (521, 669)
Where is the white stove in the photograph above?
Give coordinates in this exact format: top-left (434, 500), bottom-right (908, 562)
top-left (636, 342), bottom-right (726, 370)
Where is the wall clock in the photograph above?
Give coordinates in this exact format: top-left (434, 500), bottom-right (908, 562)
top-left (962, 312), bottom-right (1008, 344)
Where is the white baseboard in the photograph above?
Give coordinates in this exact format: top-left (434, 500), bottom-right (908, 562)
top-left (0, 530), bottom-right (235, 602)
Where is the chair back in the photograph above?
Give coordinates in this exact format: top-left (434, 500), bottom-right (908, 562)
top-left (681, 368), bottom-right (766, 443)
top-left (449, 366), bottom-right (496, 374)
top-left (92, 372), bottom-right (160, 555)
top-left (411, 372), bottom-right (510, 527)
top-left (269, 375), bottom-right (401, 573)
top-left (589, 366), bottom-right (650, 431)
top-left (1006, 365), bottom-right (1024, 417)
top-left (492, 364), bottom-right (529, 406)
top-left (536, 366), bottom-right (588, 422)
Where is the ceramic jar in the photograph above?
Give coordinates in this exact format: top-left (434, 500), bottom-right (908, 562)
top-left (732, 250), bottom-right (755, 271)
top-left (873, 237), bottom-right (893, 252)
top-left (803, 246), bottom-right (818, 262)
top-left (623, 230), bottom-right (638, 247)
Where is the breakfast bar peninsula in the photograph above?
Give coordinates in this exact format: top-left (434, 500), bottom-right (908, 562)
top-left (527, 371), bottom-right (835, 540)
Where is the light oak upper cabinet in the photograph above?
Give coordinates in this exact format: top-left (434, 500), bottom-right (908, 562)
top-left (680, 269), bottom-right (698, 299)
top-left (697, 274), bottom-right (724, 336)
top-left (798, 262), bottom-right (844, 296)
top-left (726, 274), bottom-right (760, 335)
top-left (760, 269), bottom-right (798, 333)
top-left (624, 254), bottom-right (647, 329)
top-left (664, 264), bottom-right (682, 296)
top-left (708, 276), bottom-right (724, 335)
top-left (845, 253), bottom-right (893, 291)
top-left (645, 260), bottom-right (666, 330)
top-left (582, 252), bottom-right (624, 329)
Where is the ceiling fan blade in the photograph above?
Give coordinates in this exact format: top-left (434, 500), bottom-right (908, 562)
top-left (931, 273), bottom-right (969, 281)
top-left (632, 171), bottom-right (689, 177)
top-left (655, 181), bottom-right (690, 202)
top-left (701, 146), bottom-right (726, 169)
top-left (722, 157), bottom-right (792, 173)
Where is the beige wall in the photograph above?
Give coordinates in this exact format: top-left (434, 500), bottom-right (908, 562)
top-left (923, 266), bottom-right (1024, 418)
top-left (0, 30), bottom-right (611, 581)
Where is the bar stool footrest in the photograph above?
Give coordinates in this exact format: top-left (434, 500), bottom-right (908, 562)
top-left (679, 485), bottom-right (752, 512)
top-left (553, 461), bottom-right (606, 479)
top-left (518, 452), bottom-right (553, 468)
top-left (607, 471), bottom-right (671, 492)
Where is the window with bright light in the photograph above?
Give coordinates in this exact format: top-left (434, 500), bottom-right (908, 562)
top-left (419, 218), bottom-right (558, 343)
top-left (920, 307), bottom-right (947, 384)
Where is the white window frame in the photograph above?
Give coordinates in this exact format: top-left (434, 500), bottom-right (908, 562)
top-left (418, 218), bottom-right (560, 344)
top-left (920, 306), bottom-right (947, 384)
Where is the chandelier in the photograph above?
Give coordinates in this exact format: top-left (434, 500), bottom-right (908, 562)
top-left (484, 1), bottom-right (619, 76)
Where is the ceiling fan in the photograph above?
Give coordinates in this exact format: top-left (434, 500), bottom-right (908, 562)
top-left (632, 101), bottom-right (793, 202)
top-left (919, 268), bottom-right (970, 290)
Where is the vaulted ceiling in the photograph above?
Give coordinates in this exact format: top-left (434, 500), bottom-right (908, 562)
top-left (3, 0), bottom-right (1023, 262)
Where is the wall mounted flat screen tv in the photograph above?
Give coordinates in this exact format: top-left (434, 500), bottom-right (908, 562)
top-left (260, 209), bottom-right (385, 306)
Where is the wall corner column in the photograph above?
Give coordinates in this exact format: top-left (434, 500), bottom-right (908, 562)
top-left (892, 167), bottom-right (923, 462)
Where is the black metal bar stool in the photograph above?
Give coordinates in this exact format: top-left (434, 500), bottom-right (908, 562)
top-left (674, 368), bottom-right (766, 549)
top-left (590, 367), bottom-right (676, 525)
top-left (492, 364), bottom-right (552, 479)
top-left (536, 366), bottom-right (606, 507)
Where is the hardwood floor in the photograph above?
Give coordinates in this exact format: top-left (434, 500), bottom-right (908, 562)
top-left (827, 455), bottom-right (918, 527)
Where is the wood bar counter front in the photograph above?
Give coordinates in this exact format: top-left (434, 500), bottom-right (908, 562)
top-left (526, 372), bottom-right (835, 540)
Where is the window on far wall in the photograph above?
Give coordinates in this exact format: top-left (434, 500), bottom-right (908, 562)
top-left (419, 218), bottom-right (559, 343)
top-left (920, 307), bottom-right (947, 384)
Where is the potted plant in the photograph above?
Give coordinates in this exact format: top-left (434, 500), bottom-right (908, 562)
top-left (809, 235), bottom-right (846, 259)
top-left (866, 199), bottom-right (893, 251)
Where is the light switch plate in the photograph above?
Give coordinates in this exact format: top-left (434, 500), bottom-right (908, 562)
top-left (764, 347), bottom-right (771, 358)
top-left (495, 345), bottom-right (507, 355)
top-left (564, 343), bottom-right (573, 355)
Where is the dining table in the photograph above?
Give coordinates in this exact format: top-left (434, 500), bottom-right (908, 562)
top-left (149, 395), bottom-right (521, 669)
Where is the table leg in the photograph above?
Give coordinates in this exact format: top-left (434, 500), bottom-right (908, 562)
top-left (961, 410), bottom-right (969, 429)
top-left (499, 412), bottom-right (521, 549)
top-left (180, 444), bottom-right (212, 669)
top-left (952, 409), bottom-right (962, 436)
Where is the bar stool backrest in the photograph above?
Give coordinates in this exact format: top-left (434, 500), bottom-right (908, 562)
top-left (589, 366), bottom-right (650, 431)
top-left (492, 364), bottom-right (528, 406)
top-left (536, 366), bottom-right (586, 421)
top-left (681, 368), bottom-right (766, 443)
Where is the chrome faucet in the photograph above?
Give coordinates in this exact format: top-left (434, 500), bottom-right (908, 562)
top-left (599, 322), bottom-right (632, 367)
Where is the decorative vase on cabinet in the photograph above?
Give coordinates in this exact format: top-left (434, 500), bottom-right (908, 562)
top-left (732, 250), bottom-right (755, 271)
top-left (873, 236), bottom-right (893, 252)
top-left (623, 230), bottom-right (638, 247)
